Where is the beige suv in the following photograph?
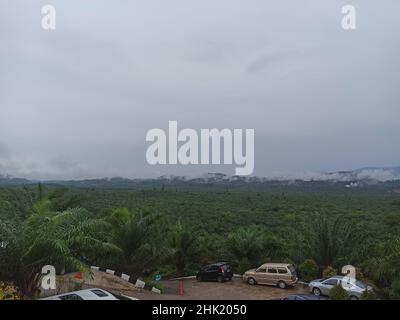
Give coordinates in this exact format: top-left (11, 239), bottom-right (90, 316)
top-left (243, 263), bottom-right (298, 289)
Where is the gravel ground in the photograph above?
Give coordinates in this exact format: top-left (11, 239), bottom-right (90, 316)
top-left (52, 271), bottom-right (309, 300)
top-left (131, 278), bottom-right (310, 300)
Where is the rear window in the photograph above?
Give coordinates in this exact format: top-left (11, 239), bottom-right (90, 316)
top-left (207, 265), bottom-right (219, 271)
top-left (288, 265), bottom-right (297, 275)
top-left (277, 267), bottom-right (288, 274)
top-left (91, 290), bottom-right (109, 297)
top-left (59, 294), bottom-right (83, 300)
top-left (111, 293), bottom-right (131, 300)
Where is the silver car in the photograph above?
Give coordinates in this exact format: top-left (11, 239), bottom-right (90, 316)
top-left (40, 288), bottom-right (138, 300)
top-left (309, 275), bottom-right (372, 300)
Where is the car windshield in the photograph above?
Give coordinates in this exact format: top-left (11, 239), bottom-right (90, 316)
top-left (355, 280), bottom-right (367, 289)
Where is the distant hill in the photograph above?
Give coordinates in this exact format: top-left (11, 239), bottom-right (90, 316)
top-left (0, 174), bottom-right (32, 185)
top-left (1, 166), bottom-right (400, 187)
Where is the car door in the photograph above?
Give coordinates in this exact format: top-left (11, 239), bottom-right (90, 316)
top-left (204, 265), bottom-right (219, 280)
top-left (254, 268), bottom-right (268, 284)
top-left (266, 267), bottom-right (278, 285)
top-left (320, 278), bottom-right (338, 295)
top-left (277, 267), bottom-right (291, 283)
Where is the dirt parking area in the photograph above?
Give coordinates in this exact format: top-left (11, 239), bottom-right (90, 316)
top-left (132, 278), bottom-right (309, 300)
top-left (55, 271), bottom-right (309, 300)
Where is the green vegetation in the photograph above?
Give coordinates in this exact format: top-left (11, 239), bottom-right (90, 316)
top-left (1, 181), bottom-right (400, 299)
top-left (322, 266), bottom-right (338, 278)
top-left (329, 285), bottom-right (349, 300)
top-left (298, 259), bottom-right (319, 282)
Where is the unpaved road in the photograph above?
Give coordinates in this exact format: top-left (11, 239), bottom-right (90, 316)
top-left (131, 278), bottom-right (309, 300)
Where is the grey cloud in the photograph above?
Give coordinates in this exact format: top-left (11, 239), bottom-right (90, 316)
top-left (0, 0), bottom-right (399, 179)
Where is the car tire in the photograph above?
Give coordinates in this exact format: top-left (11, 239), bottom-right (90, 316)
top-left (217, 276), bottom-right (224, 283)
top-left (312, 287), bottom-right (322, 296)
top-left (278, 281), bottom-right (287, 289)
top-left (349, 295), bottom-right (359, 300)
top-left (196, 275), bottom-right (202, 282)
top-left (247, 277), bottom-right (256, 285)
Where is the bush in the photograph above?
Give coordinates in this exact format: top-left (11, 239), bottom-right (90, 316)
top-left (360, 289), bottom-right (377, 300)
top-left (0, 282), bottom-right (20, 300)
top-left (389, 278), bottom-right (400, 300)
top-left (237, 258), bottom-right (253, 274)
top-left (329, 285), bottom-right (348, 300)
top-left (298, 259), bottom-right (320, 282)
top-left (323, 266), bottom-right (337, 278)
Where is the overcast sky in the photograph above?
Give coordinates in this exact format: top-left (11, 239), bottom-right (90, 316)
top-left (0, 0), bottom-right (399, 179)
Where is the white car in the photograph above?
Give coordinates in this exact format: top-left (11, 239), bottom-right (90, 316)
top-left (309, 276), bottom-right (372, 300)
top-left (40, 288), bottom-right (139, 300)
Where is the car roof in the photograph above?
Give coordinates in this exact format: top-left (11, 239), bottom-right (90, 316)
top-left (211, 261), bottom-right (229, 266)
top-left (288, 294), bottom-right (326, 300)
top-left (260, 263), bottom-right (292, 267)
top-left (41, 288), bottom-right (118, 300)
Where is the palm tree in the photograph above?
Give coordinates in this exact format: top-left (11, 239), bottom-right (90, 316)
top-left (168, 222), bottom-right (199, 276)
top-left (105, 208), bottom-right (163, 274)
top-left (363, 238), bottom-right (400, 287)
top-left (300, 214), bottom-right (354, 268)
top-left (225, 226), bottom-right (285, 273)
top-left (0, 203), bottom-right (120, 298)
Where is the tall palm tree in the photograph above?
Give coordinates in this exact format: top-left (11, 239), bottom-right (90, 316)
top-left (105, 208), bottom-right (163, 274)
top-left (301, 214), bottom-right (354, 268)
top-left (0, 203), bottom-right (120, 298)
top-left (363, 238), bottom-right (400, 287)
top-left (226, 226), bottom-right (285, 273)
top-left (168, 222), bottom-right (199, 276)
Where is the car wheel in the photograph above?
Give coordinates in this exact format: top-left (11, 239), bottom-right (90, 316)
top-left (247, 277), bottom-right (256, 285)
top-left (196, 275), bottom-right (202, 282)
top-left (217, 275), bottom-right (224, 283)
top-left (349, 295), bottom-right (359, 300)
top-left (278, 281), bottom-right (287, 289)
top-left (312, 287), bottom-right (322, 296)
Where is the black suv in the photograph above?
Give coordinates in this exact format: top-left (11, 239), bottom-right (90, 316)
top-left (196, 262), bottom-right (233, 282)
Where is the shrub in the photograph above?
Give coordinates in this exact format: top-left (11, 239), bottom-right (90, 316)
top-left (323, 266), bottom-right (337, 278)
top-left (0, 282), bottom-right (20, 300)
top-left (237, 258), bottom-right (253, 274)
top-left (298, 259), bottom-right (319, 282)
top-left (329, 285), bottom-right (348, 300)
top-left (389, 278), bottom-right (400, 300)
top-left (360, 289), bottom-right (377, 300)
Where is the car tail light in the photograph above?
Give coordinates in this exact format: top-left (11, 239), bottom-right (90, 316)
top-left (220, 267), bottom-right (225, 274)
